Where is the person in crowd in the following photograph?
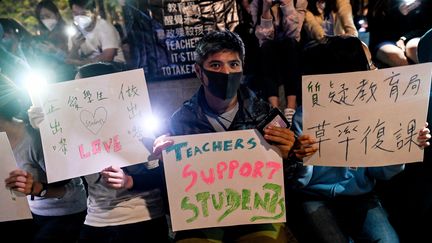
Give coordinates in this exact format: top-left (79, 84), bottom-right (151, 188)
top-left (66, 0), bottom-right (125, 66)
top-left (35, 0), bottom-right (69, 53)
top-left (250, 0), bottom-right (307, 125)
top-left (2, 73), bottom-right (87, 243)
top-left (75, 62), bottom-right (170, 243)
top-left (302, 0), bottom-right (376, 73)
top-left (0, 18), bottom-right (33, 86)
top-left (303, 0), bottom-right (358, 43)
top-left (151, 30), bottom-right (317, 243)
top-left (27, 62), bottom-right (170, 242)
top-left (368, 0), bottom-right (432, 67)
top-left (34, 0), bottom-right (76, 82)
top-left (0, 18), bottom-right (34, 61)
top-left (286, 41), bottom-right (431, 242)
top-left (288, 110), bottom-right (429, 243)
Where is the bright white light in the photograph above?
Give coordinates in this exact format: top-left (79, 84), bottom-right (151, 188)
top-left (142, 114), bottom-right (161, 134)
top-left (404, 0), bottom-right (416, 5)
top-left (24, 70), bottom-right (48, 107)
top-left (66, 25), bottom-right (77, 37)
top-left (358, 19), bottom-right (365, 25)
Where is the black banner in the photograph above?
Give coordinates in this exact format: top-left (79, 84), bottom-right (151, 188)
top-left (123, 0), bottom-right (239, 81)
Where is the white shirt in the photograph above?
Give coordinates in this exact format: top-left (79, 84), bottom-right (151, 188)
top-left (69, 18), bottom-right (125, 63)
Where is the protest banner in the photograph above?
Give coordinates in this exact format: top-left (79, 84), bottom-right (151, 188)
top-left (123, 0), bottom-right (238, 81)
top-left (302, 63), bottom-right (432, 166)
top-left (0, 132), bottom-right (32, 222)
top-left (163, 129), bottom-right (285, 231)
top-left (35, 69), bottom-right (154, 182)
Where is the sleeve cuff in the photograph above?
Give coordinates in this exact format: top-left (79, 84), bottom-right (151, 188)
top-left (280, 2), bottom-right (295, 16)
top-left (260, 17), bottom-right (274, 29)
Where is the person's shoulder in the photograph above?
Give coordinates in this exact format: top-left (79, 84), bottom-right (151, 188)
top-left (169, 91), bottom-right (201, 134)
top-left (239, 85), bottom-right (268, 106)
top-left (239, 84), bottom-right (258, 99)
top-left (170, 97), bottom-right (196, 122)
top-left (95, 18), bottom-right (116, 30)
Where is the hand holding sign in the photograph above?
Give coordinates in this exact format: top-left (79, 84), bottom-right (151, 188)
top-left (149, 134), bottom-right (174, 161)
top-left (28, 106), bottom-right (45, 129)
top-left (0, 132), bottom-right (32, 222)
top-left (417, 122), bottom-right (431, 149)
top-left (263, 126), bottom-right (296, 159)
top-left (101, 166), bottom-right (133, 190)
top-left (4, 169), bottom-right (34, 195)
top-left (302, 63), bottom-right (432, 167)
top-left (35, 69), bottom-right (155, 182)
top-left (163, 129), bottom-right (286, 231)
top-left (293, 134), bottom-right (319, 159)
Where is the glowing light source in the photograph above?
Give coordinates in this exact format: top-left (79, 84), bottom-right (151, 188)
top-left (142, 114), bottom-right (161, 134)
top-left (66, 25), bottom-right (77, 37)
top-left (24, 70), bottom-right (48, 107)
top-left (404, 0), bottom-right (416, 5)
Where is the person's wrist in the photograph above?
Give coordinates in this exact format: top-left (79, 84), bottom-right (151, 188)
top-left (30, 182), bottom-right (47, 199)
top-left (35, 182), bottom-right (48, 197)
top-left (30, 181), bottom-right (36, 195)
top-left (124, 175), bottom-right (133, 189)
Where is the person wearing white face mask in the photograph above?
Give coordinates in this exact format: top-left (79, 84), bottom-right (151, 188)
top-left (35, 0), bottom-right (69, 54)
top-left (66, 0), bottom-right (125, 66)
top-left (34, 0), bottom-right (77, 82)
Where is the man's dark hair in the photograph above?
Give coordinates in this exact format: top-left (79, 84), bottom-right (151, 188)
top-left (68, 0), bottom-right (95, 10)
top-left (195, 30), bottom-right (245, 66)
top-left (77, 62), bottom-right (126, 78)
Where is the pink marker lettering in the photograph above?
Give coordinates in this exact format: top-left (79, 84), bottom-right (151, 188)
top-left (103, 138), bottom-right (113, 152)
top-left (266, 161), bottom-right (282, 179)
top-left (79, 144), bottom-right (90, 159)
top-left (228, 160), bottom-right (239, 179)
top-left (216, 161), bottom-right (227, 179)
top-left (92, 139), bottom-right (101, 155)
top-left (252, 161), bottom-right (264, 178)
top-left (182, 164), bottom-right (197, 192)
top-left (113, 135), bottom-right (122, 152)
top-left (239, 162), bottom-right (252, 177)
top-left (200, 168), bottom-right (215, 185)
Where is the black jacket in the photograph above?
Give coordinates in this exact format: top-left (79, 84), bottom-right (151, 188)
top-left (169, 85), bottom-right (271, 136)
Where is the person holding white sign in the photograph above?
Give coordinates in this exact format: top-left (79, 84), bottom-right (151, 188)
top-left (153, 30), bottom-right (317, 243)
top-left (72, 62), bottom-right (170, 243)
top-left (0, 73), bottom-right (87, 243)
top-left (287, 101), bottom-right (431, 242)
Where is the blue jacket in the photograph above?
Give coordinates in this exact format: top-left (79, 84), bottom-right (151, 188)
top-left (290, 107), bottom-right (405, 198)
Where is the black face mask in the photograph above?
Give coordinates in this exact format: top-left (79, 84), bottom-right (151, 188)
top-left (202, 69), bottom-right (242, 100)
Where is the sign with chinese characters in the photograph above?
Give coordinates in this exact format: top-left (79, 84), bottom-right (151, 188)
top-left (163, 129), bottom-right (285, 231)
top-left (124, 0), bottom-right (238, 81)
top-left (302, 63), bottom-right (432, 167)
top-left (0, 132), bottom-right (32, 222)
top-left (37, 69), bottom-right (154, 182)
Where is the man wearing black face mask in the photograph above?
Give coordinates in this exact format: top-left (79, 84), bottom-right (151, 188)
top-left (158, 30), bottom-right (317, 242)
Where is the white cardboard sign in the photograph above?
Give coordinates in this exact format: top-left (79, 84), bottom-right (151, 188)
top-left (163, 129), bottom-right (286, 231)
top-left (36, 69), bottom-right (154, 182)
top-left (0, 132), bottom-right (32, 222)
top-left (302, 63), bottom-right (432, 167)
